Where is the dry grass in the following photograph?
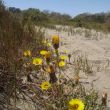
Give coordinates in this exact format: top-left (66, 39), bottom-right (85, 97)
top-left (0, 1), bottom-right (46, 109)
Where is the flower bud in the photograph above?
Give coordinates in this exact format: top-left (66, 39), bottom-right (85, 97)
top-left (52, 35), bottom-right (60, 49)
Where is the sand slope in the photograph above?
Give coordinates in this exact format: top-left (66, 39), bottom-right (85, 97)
top-left (45, 27), bottom-right (110, 106)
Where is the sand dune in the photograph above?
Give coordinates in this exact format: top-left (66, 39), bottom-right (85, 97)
top-left (45, 27), bottom-right (110, 106)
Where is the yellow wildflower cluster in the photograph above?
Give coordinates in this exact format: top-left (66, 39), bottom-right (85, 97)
top-left (23, 34), bottom-right (67, 85)
top-left (22, 33), bottom-right (86, 110)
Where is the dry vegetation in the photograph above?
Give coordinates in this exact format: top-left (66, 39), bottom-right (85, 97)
top-left (0, 1), bottom-right (110, 110)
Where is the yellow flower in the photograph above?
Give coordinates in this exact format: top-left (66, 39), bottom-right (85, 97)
top-left (58, 61), bottom-right (66, 67)
top-left (47, 42), bottom-right (51, 47)
top-left (60, 55), bottom-right (68, 60)
top-left (69, 99), bottom-right (85, 110)
top-left (52, 35), bottom-right (60, 44)
top-left (24, 50), bottom-right (31, 57)
top-left (40, 50), bottom-right (48, 56)
top-left (32, 58), bottom-right (42, 66)
top-left (41, 81), bottom-right (51, 90)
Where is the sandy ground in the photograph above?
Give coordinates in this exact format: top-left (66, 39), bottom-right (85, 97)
top-left (11, 27), bottom-right (110, 110)
top-left (44, 27), bottom-right (110, 107)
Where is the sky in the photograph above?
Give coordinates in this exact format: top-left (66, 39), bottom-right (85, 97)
top-left (3, 0), bottom-right (110, 17)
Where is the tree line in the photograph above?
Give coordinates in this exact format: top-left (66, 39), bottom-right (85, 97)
top-left (8, 7), bottom-right (110, 31)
